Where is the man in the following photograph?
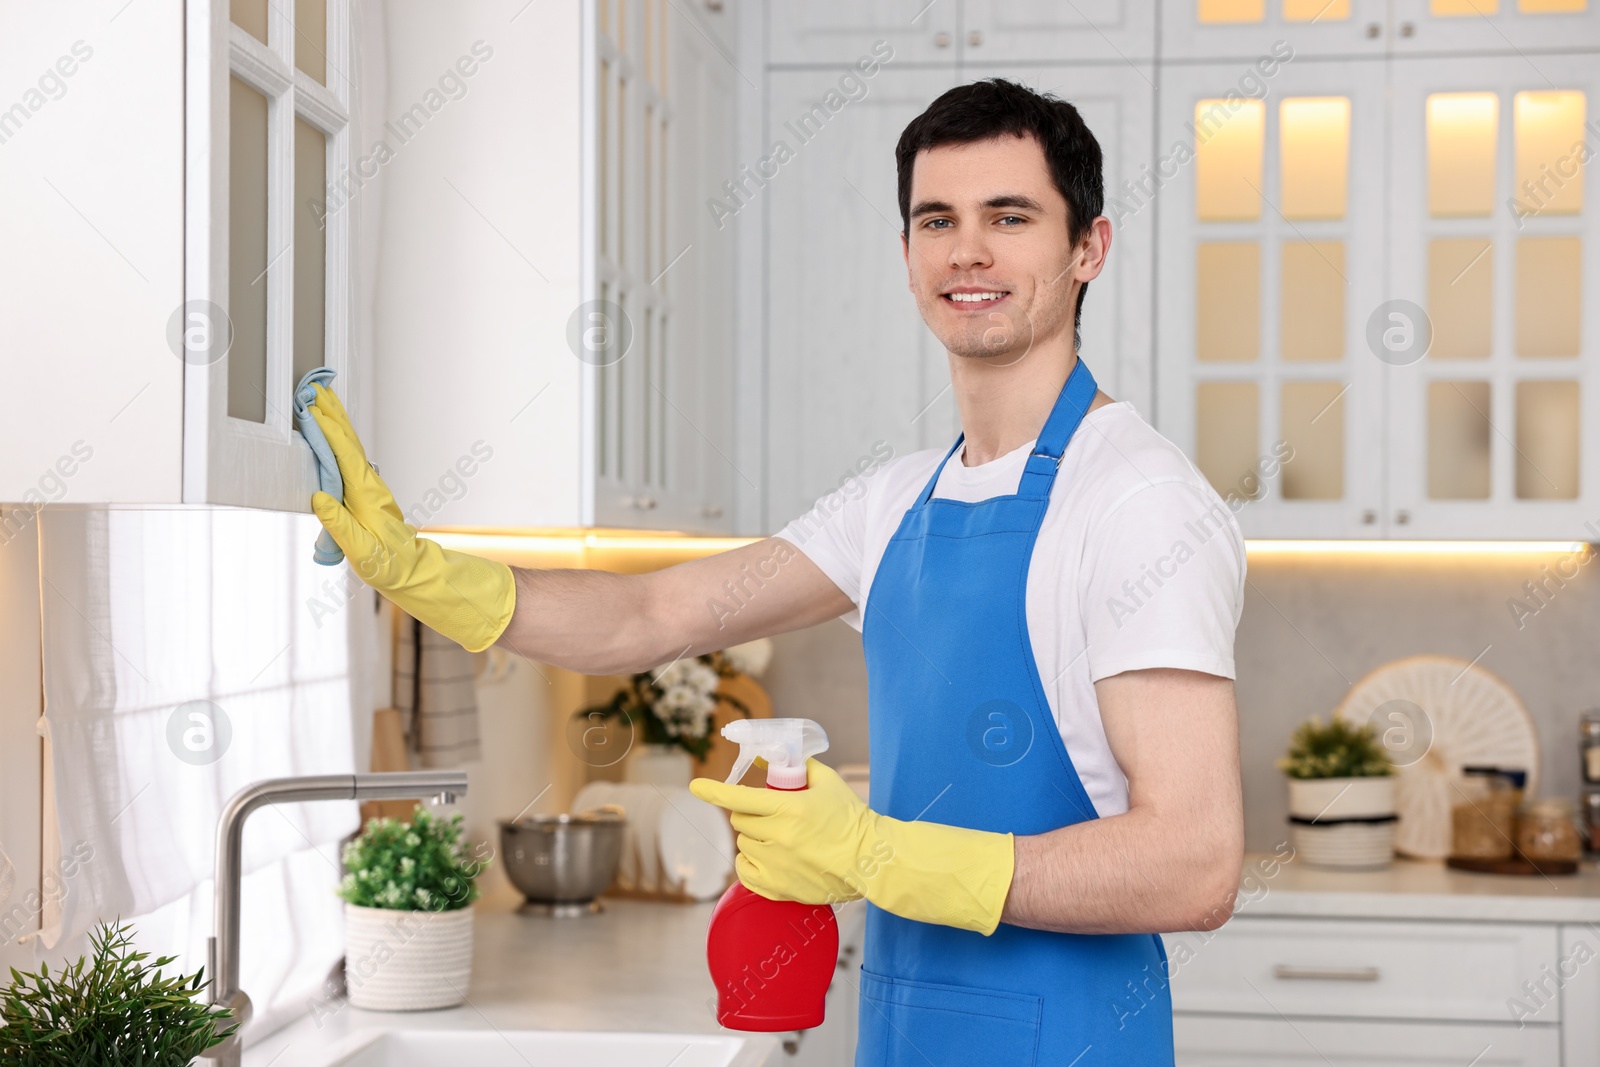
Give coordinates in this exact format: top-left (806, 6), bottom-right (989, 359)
top-left (309, 78), bottom-right (1244, 1062)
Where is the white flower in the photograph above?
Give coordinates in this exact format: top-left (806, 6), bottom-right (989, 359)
top-left (722, 639), bottom-right (773, 678)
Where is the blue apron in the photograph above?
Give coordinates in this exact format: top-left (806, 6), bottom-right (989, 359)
top-left (856, 358), bottom-right (1175, 1066)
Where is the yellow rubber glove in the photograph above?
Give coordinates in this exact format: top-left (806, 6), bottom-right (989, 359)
top-left (690, 758), bottom-right (1015, 936)
top-left (306, 383), bottom-right (515, 653)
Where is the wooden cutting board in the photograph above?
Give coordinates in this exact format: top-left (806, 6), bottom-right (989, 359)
top-left (692, 674), bottom-right (773, 785)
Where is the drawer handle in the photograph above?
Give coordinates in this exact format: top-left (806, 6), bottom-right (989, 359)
top-left (1273, 964), bottom-right (1380, 982)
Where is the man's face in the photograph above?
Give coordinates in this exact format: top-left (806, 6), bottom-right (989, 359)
top-left (902, 133), bottom-right (1087, 364)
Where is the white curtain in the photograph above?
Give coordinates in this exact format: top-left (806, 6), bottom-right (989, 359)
top-left (39, 506), bottom-right (368, 1041)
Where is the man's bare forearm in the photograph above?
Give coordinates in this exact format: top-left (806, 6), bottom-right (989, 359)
top-left (491, 566), bottom-right (673, 675)
top-left (1001, 806), bottom-right (1242, 935)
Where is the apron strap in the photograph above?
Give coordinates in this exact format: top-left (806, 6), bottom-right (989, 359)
top-left (912, 359), bottom-right (1100, 507)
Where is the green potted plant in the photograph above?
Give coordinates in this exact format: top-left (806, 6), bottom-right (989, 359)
top-left (338, 806), bottom-right (490, 1011)
top-left (1278, 715), bottom-right (1397, 868)
top-left (577, 644), bottom-right (760, 786)
top-left (0, 920), bottom-right (234, 1065)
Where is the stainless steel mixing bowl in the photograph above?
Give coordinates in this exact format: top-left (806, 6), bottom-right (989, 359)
top-left (499, 808), bottom-right (625, 915)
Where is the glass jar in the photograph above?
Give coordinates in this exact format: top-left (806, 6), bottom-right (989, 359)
top-left (1516, 797), bottom-right (1583, 863)
top-left (1583, 712), bottom-right (1600, 784)
top-left (1584, 789), bottom-right (1600, 854)
top-left (1450, 770), bottom-right (1517, 860)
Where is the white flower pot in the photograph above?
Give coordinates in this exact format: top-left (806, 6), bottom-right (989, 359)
top-left (1287, 776), bottom-right (1397, 869)
top-left (343, 903), bottom-right (473, 1011)
top-left (626, 743), bottom-right (693, 787)
top-left (1288, 776), bottom-right (1395, 820)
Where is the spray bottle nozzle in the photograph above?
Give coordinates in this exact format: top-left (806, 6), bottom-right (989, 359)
top-left (722, 718), bottom-right (829, 789)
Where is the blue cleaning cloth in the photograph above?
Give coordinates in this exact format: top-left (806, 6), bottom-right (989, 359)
top-left (294, 366), bottom-right (346, 566)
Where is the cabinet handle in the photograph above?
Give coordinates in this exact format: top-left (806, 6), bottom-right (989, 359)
top-left (1364, 22), bottom-right (1381, 38)
top-left (1274, 964), bottom-right (1380, 982)
top-left (967, 30), bottom-right (983, 46)
top-left (1394, 509), bottom-right (1410, 525)
top-left (934, 31), bottom-right (952, 48)
top-left (1361, 510), bottom-right (1376, 525)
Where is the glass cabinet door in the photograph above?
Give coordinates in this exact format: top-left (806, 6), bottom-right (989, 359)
top-left (1161, 0), bottom-right (1391, 60)
top-left (186, 0), bottom-right (351, 510)
top-left (1155, 59), bottom-right (1389, 537)
top-left (1390, 0), bottom-right (1600, 55)
top-left (1385, 54), bottom-right (1598, 538)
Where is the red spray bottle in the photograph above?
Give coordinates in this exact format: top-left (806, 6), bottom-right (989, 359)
top-left (706, 718), bottom-right (839, 1031)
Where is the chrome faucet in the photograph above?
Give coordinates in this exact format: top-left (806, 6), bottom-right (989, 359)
top-left (203, 772), bottom-right (469, 1066)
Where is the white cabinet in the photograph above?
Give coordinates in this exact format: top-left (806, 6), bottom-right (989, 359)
top-left (1390, 0), bottom-right (1600, 55)
top-left (767, 2), bottom-right (962, 66)
top-left (374, 0), bottom-right (738, 533)
top-left (1155, 57), bottom-right (1389, 538)
top-left (1161, 0), bottom-right (1391, 59)
top-left (782, 899), bottom-right (866, 1066)
top-left (1168, 915), bottom-right (1570, 1065)
top-left (1385, 53), bottom-right (1600, 539)
top-left (1156, 44), bottom-right (1600, 540)
top-left (0, 0), bottom-right (355, 511)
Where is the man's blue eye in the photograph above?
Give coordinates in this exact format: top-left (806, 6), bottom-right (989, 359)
top-left (999, 216), bottom-right (1024, 225)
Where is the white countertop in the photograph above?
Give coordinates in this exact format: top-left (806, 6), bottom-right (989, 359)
top-left (242, 885), bottom-right (777, 1066)
top-left (1235, 850), bottom-right (1600, 924)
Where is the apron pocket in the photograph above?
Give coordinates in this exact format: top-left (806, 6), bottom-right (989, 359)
top-left (856, 965), bottom-right (1042, 1067)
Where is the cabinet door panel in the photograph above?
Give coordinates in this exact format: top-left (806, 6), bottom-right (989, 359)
top-left (1155, 59), bottom-right (1387, 538)
top-left (1386, 54), bottom-right (1600, 538)
top-left (1175, 1013), bottom-right (1560, 1065)
top-left (1161, 0), bottom-right (1390, 60)
top-left (764, 67), bottom-right (959, 530)
top-left (1392, 0), bottom-right (1600, 54)
top-left (959, 63), bottom-right (1156, 415)
top-left (962, 0), bottom-right (1156, 62)
top-left (767, 1), bottom-right (958, 66)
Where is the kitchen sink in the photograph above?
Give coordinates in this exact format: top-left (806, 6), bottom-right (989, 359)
top-left (304, 1028), bottom-right (772, 1067)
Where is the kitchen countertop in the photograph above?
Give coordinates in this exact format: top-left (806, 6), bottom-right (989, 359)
top-left (1234, 849), bottom-right (1600, 924)
top-left (241, 884), bottom-right (777, 1066)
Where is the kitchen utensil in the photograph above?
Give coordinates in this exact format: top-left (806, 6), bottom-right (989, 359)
top-left (1335, 655), bottom-right (1538, 859)
top-left (656, 787), bottom-right (735, 900)
top-left (499, 807), bottom-right (625, 916)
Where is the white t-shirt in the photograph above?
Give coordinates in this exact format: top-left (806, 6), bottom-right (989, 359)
top-left (773, 400), bottom-right (1246, 819)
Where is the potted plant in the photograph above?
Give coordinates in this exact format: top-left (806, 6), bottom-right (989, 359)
top-left (1278, 715), bottom-right (1398, 868)
top-left (0, 920), bottom-right (235, 1065)
top-left (578, 643), bottom-right (763, 787)
top-left (338, 806), bottom-right (490, 1011)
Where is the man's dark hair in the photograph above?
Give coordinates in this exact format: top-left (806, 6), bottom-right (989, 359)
top-left (896, 78), bottom-right (1105, 349)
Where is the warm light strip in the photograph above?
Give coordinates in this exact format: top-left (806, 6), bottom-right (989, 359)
top-left (1245, 540), bottom-right (1589, 555)
top-left (421, 531), bottom-right (762, 554)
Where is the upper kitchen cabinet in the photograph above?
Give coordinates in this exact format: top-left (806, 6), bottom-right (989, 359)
top-left (767, 2), bottom-right (963, 66)
top-left (0, 0), bottom-right (351, 510)
top-left (1156, 59), bottom-right (1390, 538)
top-left (764, 66), bottom-right (961, 529)
top-left (763, 62), bottom-right (1156, 529)
top-left (961, 1), bottom-right (1157, 63)
top-left (768, 1), bottom-right (1155, 67)
top-left (1390, 0), bottom-right (1600, 55)
top-left (1161, 0), bottom-right (1392, 59)
top-left (373, 0), bottom-right (740, 533)
top-left (1385, 55), bottom-right (1600, 539)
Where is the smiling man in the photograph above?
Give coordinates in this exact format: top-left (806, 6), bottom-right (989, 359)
top-left (308, 78), bottom-right (1245, 1064)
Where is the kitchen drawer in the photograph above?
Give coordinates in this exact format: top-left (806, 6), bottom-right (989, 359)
top-left (1163, 917), bottom-right (1558, 1023)
top-left (1175, 1013), bottom-right (1560, 1066)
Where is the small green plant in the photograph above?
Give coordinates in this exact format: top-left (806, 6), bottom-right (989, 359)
top-left (338, 806), bottom-right (489, 912)
top-left (0, 920), bottom-right (235, 1066)
top-left (1278, 715), bottom-right (1395, 779)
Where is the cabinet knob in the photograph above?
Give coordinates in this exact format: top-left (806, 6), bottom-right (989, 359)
top-left (967, 30), bottom-right (983, 47)
top-left (1364, 21), bottom-right (1382, 37)
top-left (1395, 509), bottom-right (1410, 525)
top-left (632, 495), bottom-right (658, 510)
top-left (1399, 21), bottom-right (1415, 37)
top-left (701, 503), bottom-right (724, 519)
top-left (704, 0), bottom-right (723, 10)
top-left (1361, 510), bottom-right (1377, 525)
top-left (934, 31), bottom-right (952, 48)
